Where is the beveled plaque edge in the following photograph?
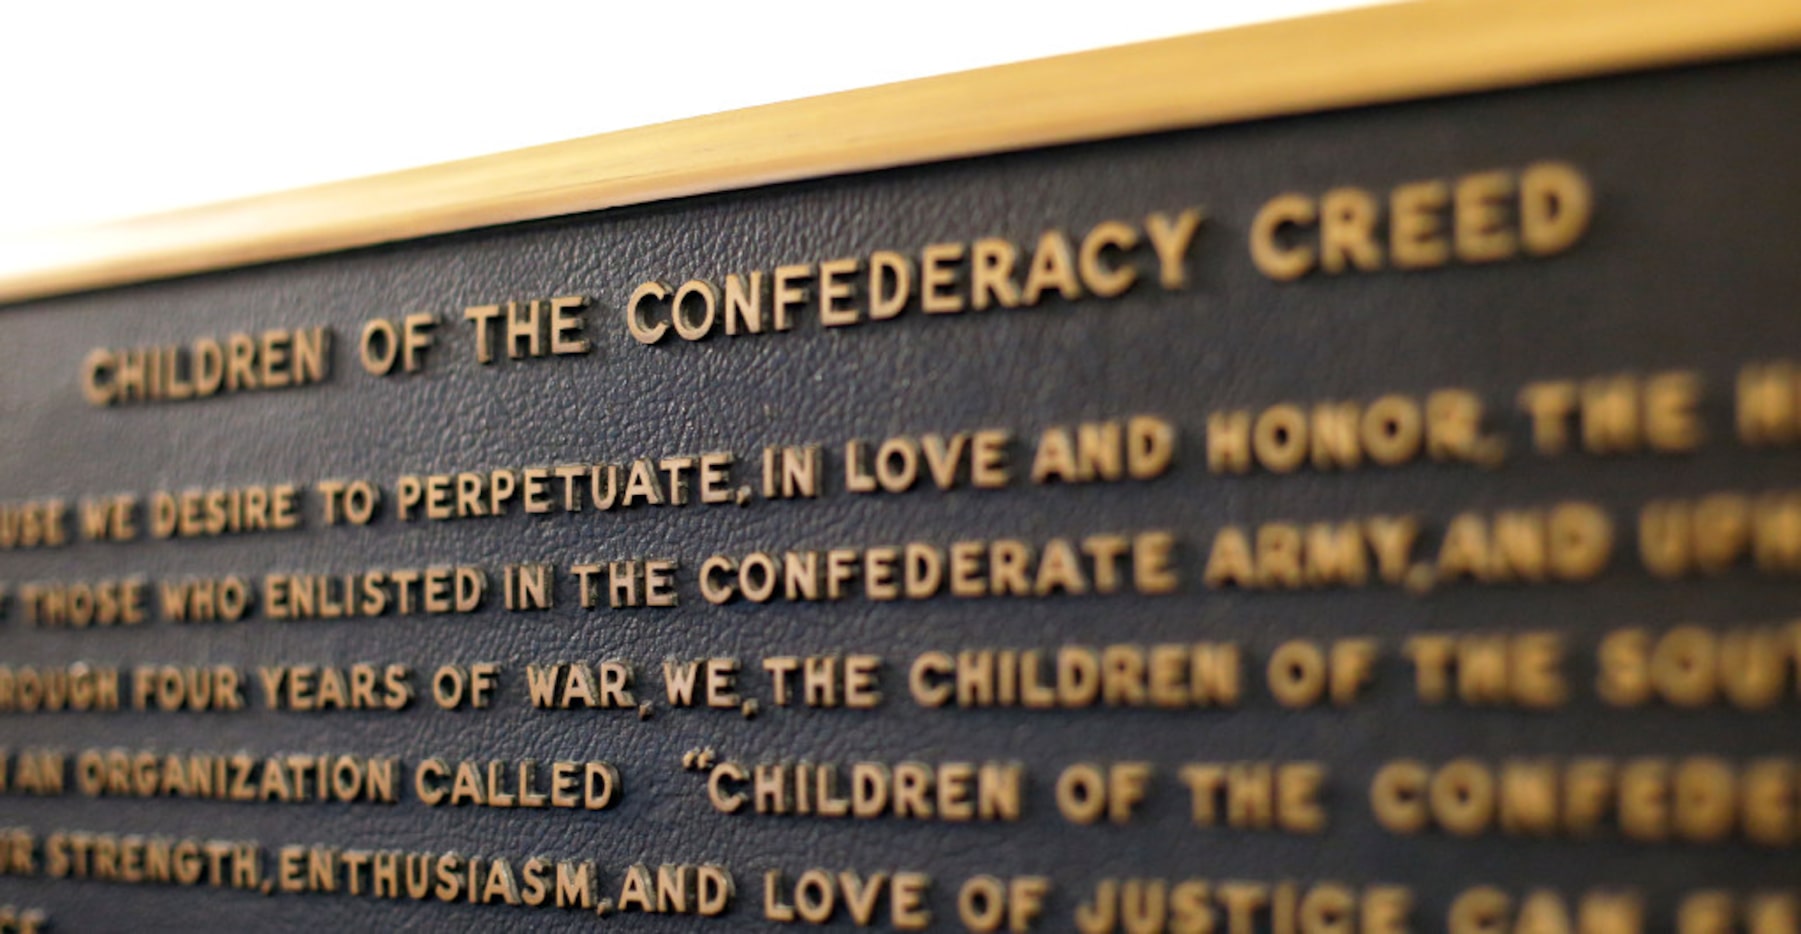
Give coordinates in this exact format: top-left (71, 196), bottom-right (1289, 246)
top-left (2, 0), bottom-right (1798, 305)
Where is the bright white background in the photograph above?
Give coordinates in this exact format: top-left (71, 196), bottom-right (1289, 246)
top-left (0, 1), bottom-right (1376, 237)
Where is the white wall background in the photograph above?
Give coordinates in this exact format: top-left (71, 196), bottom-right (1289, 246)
top-left (0, 1), bottom-right (1378, 237)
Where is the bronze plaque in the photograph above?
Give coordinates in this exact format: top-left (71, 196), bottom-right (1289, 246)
top-left (1, 2), bottom-right (1800, 930)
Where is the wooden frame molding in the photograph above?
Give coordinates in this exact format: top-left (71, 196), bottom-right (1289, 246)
top-left (3, 0), bottom-right (1799, 304)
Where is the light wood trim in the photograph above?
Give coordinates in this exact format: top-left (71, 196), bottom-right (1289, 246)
top-left (4, 0), bottom-right (1800, 304)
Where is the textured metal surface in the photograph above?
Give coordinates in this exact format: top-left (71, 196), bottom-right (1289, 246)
top-left (0, 54), bottom-right (1798, 930)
